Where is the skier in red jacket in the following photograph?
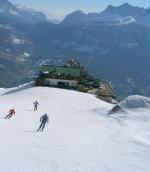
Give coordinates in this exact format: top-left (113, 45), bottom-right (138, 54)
top-left (5, 108), bottom-right (15, 119)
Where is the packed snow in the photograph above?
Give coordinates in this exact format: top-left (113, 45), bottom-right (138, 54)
top-left (11, 37), bottom-right (24, 45)
top-left (117, 16), bottom-right (136, 25)
top-left (0, 24), bottom-right (11, 30)
top-left (0, 85), bottom-right (150, 172)
top-left (9, 9), bottom-right (20, 16)
top-left (119, 95), bottom-right (150, 109)
top-left (22, 53), bottom-right (31, 58)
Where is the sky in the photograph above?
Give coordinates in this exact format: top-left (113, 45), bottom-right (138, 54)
top-left (9, 0), bottom-right (150, 20)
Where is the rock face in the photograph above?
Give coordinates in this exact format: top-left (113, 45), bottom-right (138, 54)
top-left (0, 0), bottom-right (48, 87)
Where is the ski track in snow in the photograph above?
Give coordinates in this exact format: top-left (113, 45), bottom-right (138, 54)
top-left (0, 86), bottom-right (150, 172)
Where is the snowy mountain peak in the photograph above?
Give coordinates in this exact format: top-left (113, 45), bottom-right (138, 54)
top-left (106, 3), bottom-right (132, 10)
top-left (62, 3), bottom-right (149, 26)
top-left (62, 10), bottom-right (87, 25)
top-left (119, 2), bottom-right (132, 8)
top-left (0, 0), bottom-right (47, 24)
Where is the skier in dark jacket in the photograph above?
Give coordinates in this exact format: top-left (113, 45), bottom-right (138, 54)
top-left (5, 108), bottom-right (15, 119)
top-left (33, 100), bottom-right (39, 111)
top-left (37, 113), bottom-right (49, 132)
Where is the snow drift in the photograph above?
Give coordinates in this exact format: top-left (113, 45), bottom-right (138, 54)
top-left (119, 95), bottom-right (150, 109)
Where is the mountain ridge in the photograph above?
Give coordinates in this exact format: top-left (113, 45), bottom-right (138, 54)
top-left (62, 3), bottom-right (150, 26)
top-left (0, 0), bottom-right (48, 24)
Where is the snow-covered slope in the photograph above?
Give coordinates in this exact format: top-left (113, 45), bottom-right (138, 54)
top-left (0, 86), bottom-right (150, 172)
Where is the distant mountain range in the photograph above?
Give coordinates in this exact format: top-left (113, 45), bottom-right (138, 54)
top-left (0, 0), bottom-right (48, 24)
top-left (0, 0), bottom-right (150, 98)
top-left (62, 3), bottom-right (150, 27)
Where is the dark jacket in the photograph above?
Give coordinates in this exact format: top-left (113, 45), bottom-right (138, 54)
top-left (40, 114), bottom-right (49, 123)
